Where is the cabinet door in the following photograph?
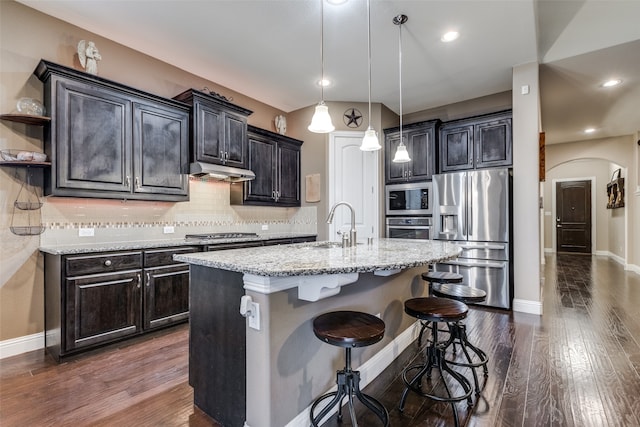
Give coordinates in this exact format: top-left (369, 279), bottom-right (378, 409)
top-left (195, 101), bottom-right (224, 164)
top-left (474, 117), bottom-right (512, 168)
top-left (224, 112), bottom-right (248, 167)
top-left (407, 128), bottom-right (435, 181)
top-left (384, 132), bottom-right (407, 183)
top-left (133, 102), bottom-right (189, 197)
top-left (245, 135), bottom-right (277, 203)
top-left (65, 270), bottom-right (141, 352)
top-left (276, 141), bottom-right (301, 206)
top-left (144, 265), bottom-right (190, 330)
top-left (55, 79), bottom-right (132, 192)
top-left (439, 124), bottom-right (474, 172)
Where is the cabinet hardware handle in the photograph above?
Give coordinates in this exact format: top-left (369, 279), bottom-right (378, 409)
top-left (220, 150), bottom-right (225, 163)
top-left (272, 190), bottom-right (276, 200)
top-left (135, 177), bottom-right (141, 189)
top-left (136, 274), bottom-right (141, 288)
top-left (126, 176), bottom-right (131, 187)
top-left (146, 272), bottom-right (150, 286)
top-left (104, 259), bottom-right (112, 267)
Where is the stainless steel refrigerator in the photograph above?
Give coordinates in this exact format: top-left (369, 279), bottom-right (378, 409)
top-left (432, 168), bottom-right (512, 309)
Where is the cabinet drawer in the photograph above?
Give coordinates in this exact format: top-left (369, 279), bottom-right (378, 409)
top-left (66, 251), bottom-right (143, 276)
top-left (143, 246), bottom-right (199, 267)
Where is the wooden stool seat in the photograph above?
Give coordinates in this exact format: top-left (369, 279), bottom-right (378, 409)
top-left (404, 297), bottom-right (468, 323)
top-left (310, 311), bottom-right (389, 426)
top-left (432, 283), bottom-right (487, 303)
top-left (313, 310), bottom-right (385, 348)
top-left (421, 271), bottom-right (464, 284)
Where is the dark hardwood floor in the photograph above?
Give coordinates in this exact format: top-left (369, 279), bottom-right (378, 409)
top-left (1, 254), bottom-right (639, 426)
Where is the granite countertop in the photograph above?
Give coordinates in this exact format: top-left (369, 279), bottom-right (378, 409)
top-left (38, 233), bottom-right (317, 255)
top-left (174, 238), bottom-right (462, 277)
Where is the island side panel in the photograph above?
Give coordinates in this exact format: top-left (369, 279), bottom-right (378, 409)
top-left (245, 267), bottom-right (430, 427)
top-left (189, 265), bottom-right (246, 427)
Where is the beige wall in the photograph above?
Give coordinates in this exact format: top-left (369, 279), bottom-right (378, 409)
top-left (544, 135), bottom-right (639, 269)
top-left (0, 1), bottom-right (315, 342)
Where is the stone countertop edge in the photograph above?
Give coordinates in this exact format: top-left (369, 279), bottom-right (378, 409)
top-left (38, 233), bottom-right (317, 255)
top-left (174, 239), bottom-right (462, 277)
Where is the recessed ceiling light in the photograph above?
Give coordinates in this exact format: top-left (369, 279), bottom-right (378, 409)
top-left (584, 128), bottom-right (596, 134)
top-left (326, 0), bottom-right (348, 5)
top-left (601, 79), bottom-right (622, 88)
top-left (441, 31), bottom-right (459, 42)
top-left (317, 78), bottom-right (331, 87)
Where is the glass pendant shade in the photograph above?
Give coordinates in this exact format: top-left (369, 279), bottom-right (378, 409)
top-left (308, 102), bottom-right (335, 133)
top-left (392, 142), bottom-right (411, 163)
top-left (360, 127), bottom-right (381, 151)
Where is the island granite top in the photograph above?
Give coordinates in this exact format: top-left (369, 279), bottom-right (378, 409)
top-left (174, 238), bottom-right (462, 277)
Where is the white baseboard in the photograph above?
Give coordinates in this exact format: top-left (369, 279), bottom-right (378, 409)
top-left (544, 248), bottom-right (554, 254)
top-left (512, 299), bottom-right (543, 315)
top-left (283, 321), bottom-right (419, 427)
top-left (0, 332), bottom-right (44, 359)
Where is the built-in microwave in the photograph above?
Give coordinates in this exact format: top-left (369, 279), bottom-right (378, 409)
top-left (385, 182), bottom-right (432, 216)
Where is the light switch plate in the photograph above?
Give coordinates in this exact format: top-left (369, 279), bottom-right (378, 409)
top-left (261, 224), bottom-right (269, 231)
top-left (163, 226), bottom-right (175, 234)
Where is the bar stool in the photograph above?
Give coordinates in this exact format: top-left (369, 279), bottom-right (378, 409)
top-left (432, 283), bottom-right (489, 394)
top-left (399, 297), bottom-right (473, 427)
top-left (417, 271), bottom-right (464, 346)
top-left (310, 310), bottom-right (389, 427)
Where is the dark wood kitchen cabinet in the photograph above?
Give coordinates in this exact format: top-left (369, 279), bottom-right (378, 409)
top-left (34, 60), bottom-right (189, 201)
top-left (384, 120), bottom-right (439, 183)
top-left (230, 126), bottom-right (302, 207)
top-left (439, 110), bottom-right (512, 172)
top-left (44, 246), bottom-right (198, 360)
top-left (173, 89), bottom-right (253, 168)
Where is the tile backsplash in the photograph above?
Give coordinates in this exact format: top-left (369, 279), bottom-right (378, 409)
top-left (40, 179), bottom-right (317, 246)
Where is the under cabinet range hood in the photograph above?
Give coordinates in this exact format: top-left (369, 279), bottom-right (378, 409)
top-left (189, 162), bottom-right (255, 183)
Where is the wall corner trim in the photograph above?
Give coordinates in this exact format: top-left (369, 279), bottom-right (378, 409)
top-left (513, 298), bottom-right (543, 315)
top-left (0, 332), bottom-right (44, 359)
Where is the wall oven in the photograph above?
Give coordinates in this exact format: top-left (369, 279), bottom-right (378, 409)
top-left (386, 217), bottom-right (432, 240)
top-left (386, 182), bottom-right (432, 216)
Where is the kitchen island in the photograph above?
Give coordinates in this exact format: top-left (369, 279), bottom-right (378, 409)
top-left (175, 238), bottom-right (461, 427)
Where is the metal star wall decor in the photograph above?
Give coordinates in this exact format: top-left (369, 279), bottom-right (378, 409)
top-left (343, 108), bottom-right (363, 128)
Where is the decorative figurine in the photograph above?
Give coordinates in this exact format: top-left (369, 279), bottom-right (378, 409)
top-left (275, 114), bottom-right (287, 135)
top-left (77, 40), bottom-right (102, 75)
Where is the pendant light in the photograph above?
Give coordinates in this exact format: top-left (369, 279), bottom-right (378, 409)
top-left (308, 0), bottom-right (335, 133)
top-left (359, 0), bottom-right (381, 151)
top-left (392, 14), bottom-right (411, 163)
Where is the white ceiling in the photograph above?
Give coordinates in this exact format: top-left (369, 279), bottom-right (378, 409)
top-left (17, 0), bottom-right (640, 144)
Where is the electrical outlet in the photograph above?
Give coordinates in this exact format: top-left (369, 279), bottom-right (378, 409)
top-left (163, 226), bottom-right (175, 234)
top-left (261, 224), bottom-right (269, 231)
top-left (249, 302), bottom-right (261, 330)
top-left (79, 227), bottom-right (94, 237)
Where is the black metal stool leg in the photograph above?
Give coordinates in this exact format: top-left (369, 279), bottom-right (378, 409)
top-left (310, 347), bottom-right (389, 427)
top-left (444, 321), bottom-right (489, 394)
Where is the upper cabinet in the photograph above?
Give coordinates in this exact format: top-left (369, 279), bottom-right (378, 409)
top-left (384, 120), bottom-right (439, 184)
top-left (439, 110), bottom-right (512, 172)
top-left (230, 126), bottom-right (302, 207)
top-left (34, 60), bottom-right (189, 201)
top-left (173, 89), bottom-right (252, 169)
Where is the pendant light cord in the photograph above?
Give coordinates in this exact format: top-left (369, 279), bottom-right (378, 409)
top-left (320, 0), bottom-right (325, 103)
top-left (367, 0), bottom-right (372, 126)
top-left (398, 17), bottom-right (403, 143)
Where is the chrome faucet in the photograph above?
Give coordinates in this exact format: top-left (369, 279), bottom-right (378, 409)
top-left (326, 201), bottom-right (357, 247)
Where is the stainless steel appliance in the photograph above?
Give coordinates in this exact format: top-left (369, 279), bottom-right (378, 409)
top-left (385, 182), bottom-right (432, 216)
top-left (432, 168), bottom-right (512, 309)
top-left (386, 216), bottom-right (432, 240)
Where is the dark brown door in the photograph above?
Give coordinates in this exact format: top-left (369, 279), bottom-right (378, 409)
top-left (556, 180), bottom-right (592, 253)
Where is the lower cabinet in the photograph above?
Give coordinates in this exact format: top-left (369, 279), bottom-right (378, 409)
top-left (44, 246), bottom-right (198, 360)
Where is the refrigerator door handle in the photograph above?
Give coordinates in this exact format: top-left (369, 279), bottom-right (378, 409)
top-left (467, 174), bottom-right (473, 238)
top-left (443, 260), bottom-right (507, 269)
top-left (458, 243), bottom-right (506, 250)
